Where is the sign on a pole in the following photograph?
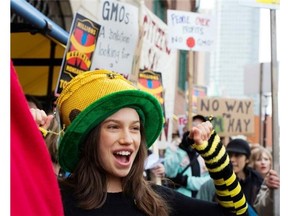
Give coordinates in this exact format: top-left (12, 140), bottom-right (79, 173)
top-left (137, 4), bottom-right (177, 123)
top-left (239, 0), bottom-right (280, 9)
top-left (55, 13), bottom-right (101, 95)
top-left (92, 0), bottom-right (139, 77)
top-left (197, 97), bottom-right (255, 136)
top-left (167, 9), bottom-right (216, 51)
top-left (244, 62), bottom-right (272, 95)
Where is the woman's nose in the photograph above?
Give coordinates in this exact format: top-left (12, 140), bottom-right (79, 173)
top-left (119, 130), bottom-right (133, 144)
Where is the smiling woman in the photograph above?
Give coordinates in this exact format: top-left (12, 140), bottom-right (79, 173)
top-left (57, 69), bottom-right (248, 216)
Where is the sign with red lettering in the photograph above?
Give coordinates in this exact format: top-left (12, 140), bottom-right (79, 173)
top-left (167, 10), bottom-right (216, 51)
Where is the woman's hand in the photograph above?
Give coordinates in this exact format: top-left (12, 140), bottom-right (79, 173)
top-left (187, 121), bottom-right (213, 145)
top-left (151, 163), bottom-right (165, 178)
top-left (265, 169), bottom-right (280, 189)
top-left (30, 108), bottom-right (53, 129)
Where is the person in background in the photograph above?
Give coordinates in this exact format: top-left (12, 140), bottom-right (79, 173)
top-left (197, 138), bottom-right (263, 215)
top-left (144, 149), bottom-right (165, 183)
top-left (249, 146), bottom-right (280, 216)
top-left (164, 114), bottom-right (210, 198)
top-left (197, 139), bottom-right (263, 214)
top-left (11, 61), bottom-right (64, 216)
top-left (249, 145), bottom-right (273, 179)
top-left (56, 69), bottom-right (248, 216)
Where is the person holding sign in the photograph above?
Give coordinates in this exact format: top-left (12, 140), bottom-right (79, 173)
top-left (56, 69), bottom-right (248, 215)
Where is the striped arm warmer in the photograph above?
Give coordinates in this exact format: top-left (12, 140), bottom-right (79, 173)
top-left (191, 130), bottom-right (248, 215)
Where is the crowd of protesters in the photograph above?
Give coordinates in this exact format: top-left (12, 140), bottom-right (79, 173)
top-left (12, 61), bottom-right (249, 216)
top-left (11, 59), bottom-right (280, 216)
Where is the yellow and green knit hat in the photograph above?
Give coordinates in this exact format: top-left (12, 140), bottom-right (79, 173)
top-left (57, 69), bottom-right (164, 172)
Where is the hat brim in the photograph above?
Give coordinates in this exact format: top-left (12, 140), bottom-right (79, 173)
top-left (58, 90), bottom-right (164, 172)
top-left (226, 148), bottom-right (248, 155)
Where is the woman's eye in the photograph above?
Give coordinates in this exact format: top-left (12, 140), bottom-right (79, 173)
top-left (132, 126), bottom-right (140, 131)
top-left (108, 125), bottom-right (118, 129)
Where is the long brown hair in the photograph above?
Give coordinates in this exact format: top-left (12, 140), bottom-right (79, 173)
top-left (62, 122), bottom-right (170, 215)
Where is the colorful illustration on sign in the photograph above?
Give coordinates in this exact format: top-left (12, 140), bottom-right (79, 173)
top-left (186, 37), bottom-right (196, 48)
top-left (137, 70), bottom-right (165, 118)
top-left (192, 85), bottom-right (207, 113)
top-left (55, 13), bottom-right (101, 95)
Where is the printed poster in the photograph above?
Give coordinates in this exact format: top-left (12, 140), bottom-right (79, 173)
top-left (137, 69), bottom-right (166, 119)
top-left (55, 13), bottom-right (101, 95)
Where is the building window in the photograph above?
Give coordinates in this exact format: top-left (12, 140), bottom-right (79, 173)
top-left (178, 50), bottom-right (188, 91)
top-left (153, 0), bottom-right (167, 21)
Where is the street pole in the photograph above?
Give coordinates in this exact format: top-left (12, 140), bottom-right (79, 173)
top-left (187, 51), bottom-right (194, 130)
top-left (187, 0), bottom-right (197, 130)
top-left (259, 63), bottom-right (263, 146)
top-left (270, 9), bottom-right (280, 216)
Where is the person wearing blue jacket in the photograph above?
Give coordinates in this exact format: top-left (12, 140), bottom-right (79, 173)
top-left (164, 115), bottom-right (210, 197)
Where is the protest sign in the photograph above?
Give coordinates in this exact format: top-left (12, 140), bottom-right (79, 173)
top-left (197, 97), bottom-right (254, 136)
top-left (167, 10), bottom-right (216, 51)
top-left (55, 13), bottom-right (101, 95)
top-left (92, 0), bottom-right (139, 77)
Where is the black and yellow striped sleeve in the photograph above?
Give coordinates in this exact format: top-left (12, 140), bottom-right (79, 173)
top-left (192, 130), bottom-right (248, 215)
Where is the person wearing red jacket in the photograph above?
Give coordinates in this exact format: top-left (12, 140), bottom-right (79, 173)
top-left (11, 61), bottom-right (64, 216)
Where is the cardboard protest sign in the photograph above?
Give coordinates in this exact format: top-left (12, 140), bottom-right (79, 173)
top-left (136, 6), bottom-right (178, 146)
top-left (55, 13), bottom-right (101, 95)
top-left (197, 97), bottom-right (254, 136)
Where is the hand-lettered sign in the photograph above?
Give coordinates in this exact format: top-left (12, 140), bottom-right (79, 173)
top-left (92, 0), bottom-right (139, 76)
top-left (197, 97), bottom-right (254, 136)
top-left (167, 10), bottom-right (216, 51)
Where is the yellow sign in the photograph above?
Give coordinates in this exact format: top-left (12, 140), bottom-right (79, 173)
top-left (256, 0), bottom-right (279, 4)
top-left (239, 0), bottom-right (280, 9)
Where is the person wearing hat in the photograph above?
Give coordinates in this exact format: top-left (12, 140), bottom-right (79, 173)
top-left (226, 139), bottom-right (263, 206)
top-left (197, 138), bottom-right (263, 215)
top-left (56, 69), bottom-right (248, 215)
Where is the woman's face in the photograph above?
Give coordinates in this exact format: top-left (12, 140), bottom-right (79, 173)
top-left (254, 152), bottom-right (271, 177)
top-left (98, 108), bottom-right (141, 178)
top-left (228, 152), bottom-right (249, 178)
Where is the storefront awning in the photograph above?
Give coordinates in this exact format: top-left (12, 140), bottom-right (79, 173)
top-left (11, 0), bottom-right (72, 110)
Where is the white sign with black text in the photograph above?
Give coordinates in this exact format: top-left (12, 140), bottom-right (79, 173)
top-left (167, 9), bottom-right (216, 52)
top-left (92, 0), bottom-right (139, 75)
